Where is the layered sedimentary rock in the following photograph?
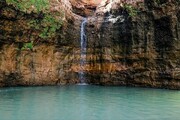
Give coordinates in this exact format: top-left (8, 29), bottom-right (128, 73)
top-left (0, 0), bottom-right (179, 89)
top-left (0, 0), bottom-right (82, 86)
top-left (85, 0), bottom-right (180, 89)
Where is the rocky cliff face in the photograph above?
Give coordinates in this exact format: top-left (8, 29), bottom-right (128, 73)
top-left (84, 0), bottom-right (180, 89)
top-left (0, 0), bottom-right (180, 89)
top-left (0, 0), bottom-right (82, 86)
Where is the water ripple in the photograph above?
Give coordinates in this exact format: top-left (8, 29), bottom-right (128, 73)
top-left (0, 86), bottom-right (180, 120)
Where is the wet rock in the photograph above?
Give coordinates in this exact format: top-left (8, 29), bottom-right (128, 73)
top-left (0, 0), bottom-right (179, 89)
top-left (84, 0), bottom-right (180, 89)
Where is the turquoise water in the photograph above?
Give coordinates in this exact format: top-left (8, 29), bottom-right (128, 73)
top-left (0, 86), bottom-right (180, 120)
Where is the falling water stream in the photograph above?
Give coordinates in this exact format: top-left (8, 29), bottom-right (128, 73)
top-left (79, 18), bottom-right (87, 84)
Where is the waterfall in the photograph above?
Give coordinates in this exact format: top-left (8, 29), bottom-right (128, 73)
top-left (79, 18), bottom-right (87, 84)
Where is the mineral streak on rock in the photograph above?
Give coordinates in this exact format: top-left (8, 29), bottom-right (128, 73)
top-left (0, 0), bottom-right (179, 89)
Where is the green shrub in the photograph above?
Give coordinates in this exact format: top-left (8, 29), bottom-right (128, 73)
top-left (29, 14), bottom-right (63, 39)
top-left (123, 4), bottom-right (138, 17)
top-left (6, 0), bottom-right (49, 13)
top-left (21, 41), bottom-right (33, 50)
top-left (6, 0), bottom-right (64, 39)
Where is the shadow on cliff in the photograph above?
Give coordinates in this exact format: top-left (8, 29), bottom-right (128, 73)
top-left (88, 7), bottom-right (133, 85)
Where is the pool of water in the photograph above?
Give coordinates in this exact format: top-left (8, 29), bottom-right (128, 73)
top-left (0, 86), bottom-right (180, 120)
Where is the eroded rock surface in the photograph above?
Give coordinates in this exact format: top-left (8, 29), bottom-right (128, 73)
top-left (84, 0), bottom-right (180, 89)
top-left (0, 0), bottom-right (180, 89)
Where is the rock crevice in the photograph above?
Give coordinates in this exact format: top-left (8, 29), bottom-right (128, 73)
top-left (0, 0), bottom-right (180, 89)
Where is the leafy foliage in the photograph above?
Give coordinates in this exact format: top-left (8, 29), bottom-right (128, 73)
top-left (123, 4), bottom-right (138, 17)
top-left (29, 14), bottom-right (63, 39)
top-left (6, 0), bottom-right (49, 13)
top-left (6, 0), bottom-right (64, 39)
top-left (21, 41), bottom-right (33, 50)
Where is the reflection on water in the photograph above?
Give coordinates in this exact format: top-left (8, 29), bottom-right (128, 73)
top-left (0, 86), bottom-right (180, 120)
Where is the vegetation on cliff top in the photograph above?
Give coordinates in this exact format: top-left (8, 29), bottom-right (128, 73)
top-left (6, 0), bottom-right (64, 39)
top-left (6, 0), bottom-right (49, 13)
